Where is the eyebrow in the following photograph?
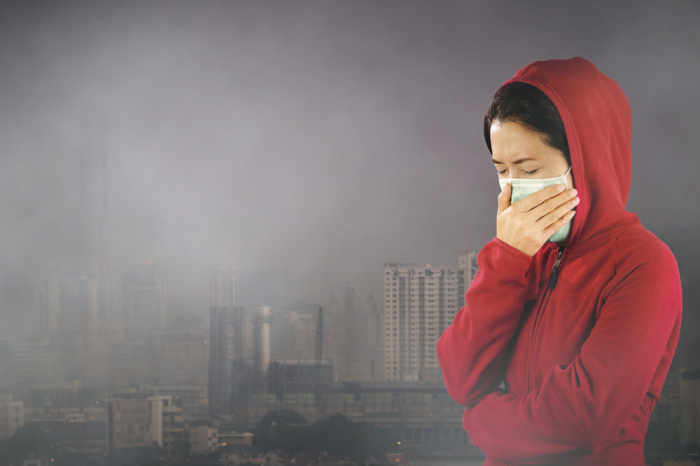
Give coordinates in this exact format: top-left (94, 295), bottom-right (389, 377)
top-left (491, 157), bottom-right (538, 165)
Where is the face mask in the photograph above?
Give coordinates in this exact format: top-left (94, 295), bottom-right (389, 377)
top-left (498, 166), bottom-right (573, 243)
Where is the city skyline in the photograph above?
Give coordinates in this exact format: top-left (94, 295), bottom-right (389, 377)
top-left (0, 0), bottom-right (698, 398)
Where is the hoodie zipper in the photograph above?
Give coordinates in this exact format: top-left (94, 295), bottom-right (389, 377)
top-left (548, 246), bottom-right (564, 289)
top-left (527, 245), bottom-right (565, 391)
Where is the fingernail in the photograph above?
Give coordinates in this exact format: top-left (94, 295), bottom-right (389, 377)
top-left (573, 198), bottom-right (580, 205)
top-left (556, 185), bottom-right (565, 192)
top-left (570, 189), bottom-right (577, 196)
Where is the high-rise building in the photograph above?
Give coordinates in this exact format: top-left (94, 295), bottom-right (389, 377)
top-left (109, 340), bottom-right (150, 385)
top-left (211, 267), bottom-right (239, 308)
top-left (147, 395), bottom-right (187, 459)
top-left (458, 251), bottom-right (479, 303)
top-left (0, 339), bottom-right (13, 389)
top-left (383, 254), bottom-right (477, 382)
top-left (209, 307), bottom-right (246, 416)
top-left (280, 310), bottom-right (316, 359)
top-left (98, 269), bottom-right (121, 332)
top-left (69, 120), bottom-right (124, 350)
top-left (152, 330), bottom-right (208, 386)
top-left (211, 267), bottom-right (255, 359)
top-left (38, 264), bottom-right (61, 338)
top-left (327, 286), bottom-right (383, 381)
top-left (12, 340), bottom-right (52, 389)
top-left (122, 263), bottom-right (166, 340)
top-left (0, 394), bottom-right (24, 439)
top-left (59, 272), bottom-right (99, 346)
top-left (253, 307), bottom-right (272, 380)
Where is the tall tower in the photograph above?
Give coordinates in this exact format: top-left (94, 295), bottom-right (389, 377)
top-left (209, 306), bottom-right (245, 416)
top-left (254, 307), bottom-right (272, 376)
top-left (383, 264), bottom-right (462, 382)
top-left (122, 263), bottom-right (167, 340)
top-left (252, 306), bottom-right (272, 392)
top-left (58, 272), bottom-right (99, 347)
top-left (211, 266), bottom-right (254, 359)
top-left (75, 118), bottom-right (121, 339)
top-left (327, 286), bottom-right (382, 381)
top-left (38, 264), bottom-right (61, 338)
top-left (457, 251), bottom-right (478, 307)
top-left (211, 267), bottom-right (239, 308)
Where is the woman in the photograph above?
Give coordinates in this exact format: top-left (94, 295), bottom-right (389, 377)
top-left (436, 58), bottom-right (682, 465)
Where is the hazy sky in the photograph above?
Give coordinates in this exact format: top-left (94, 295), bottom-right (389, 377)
top-left (1, 1), bottom-right (699, 328)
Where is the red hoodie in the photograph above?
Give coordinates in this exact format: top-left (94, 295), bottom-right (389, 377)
top-left (436, 58), bottom-right (682, 465)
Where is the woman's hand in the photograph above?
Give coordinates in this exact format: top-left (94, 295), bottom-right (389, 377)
top-left (497, 184), bottom-right (579, 256)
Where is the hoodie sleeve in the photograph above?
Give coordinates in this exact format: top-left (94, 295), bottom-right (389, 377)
top-left (436, 238), bottom-right (533, 407)
top-left (462, 261), bottom-right (682, 465)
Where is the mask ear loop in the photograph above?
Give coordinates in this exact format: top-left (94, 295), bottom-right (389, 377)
top-left (563, 165), bottom-right (572, 188)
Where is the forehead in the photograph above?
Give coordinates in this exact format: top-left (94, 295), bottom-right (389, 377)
top-left (490, 121), bottom-right (558, 163)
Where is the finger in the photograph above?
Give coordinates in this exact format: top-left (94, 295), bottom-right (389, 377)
top-left (531, 188), bottom-right (578, 220)
top-left (535, 194), bottom-right (579, 228)
top-left (542, 209), bottom-right (576, 237)
top-left (497, 183), bottom-right (512, 215)
top-left (513, 184), bottom-right (566, 213)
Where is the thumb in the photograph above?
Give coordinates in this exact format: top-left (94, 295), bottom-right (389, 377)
top-left (497, 182), bottom-right (512, 215)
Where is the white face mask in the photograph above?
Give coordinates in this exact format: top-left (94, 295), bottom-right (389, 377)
top-left (498, 166), bottom-right (573, 243)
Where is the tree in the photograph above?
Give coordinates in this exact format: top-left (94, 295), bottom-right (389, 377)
top-left (307, 414), bottom-right (396, 463)
top-left (253, 409), bottom-right (397, 463)
top-left (252, 409), bottom-right (308, 450)
top-left (6, 424), bottom-right (50, 465)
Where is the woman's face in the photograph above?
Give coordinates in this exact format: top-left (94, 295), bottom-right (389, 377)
top-left (490, 120), bottom-right (574, 188)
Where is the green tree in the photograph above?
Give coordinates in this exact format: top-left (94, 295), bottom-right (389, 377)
top-left (253, 409), bottom-right (397, 463)
top-left (307, 414), bottom-right (396, 463)
top-left (7, 424), bottom-right (50, 465)
top-left (252, 409), bottom-right (308, 450)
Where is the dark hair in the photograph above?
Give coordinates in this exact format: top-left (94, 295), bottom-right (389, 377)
top-left (484, 82), bottom-right (570, 164)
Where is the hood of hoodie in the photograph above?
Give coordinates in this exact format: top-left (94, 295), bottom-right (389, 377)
top-left (502, 57), bottom-right (638, 250)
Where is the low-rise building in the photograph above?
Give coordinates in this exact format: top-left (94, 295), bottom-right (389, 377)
top-left (260, 449), bottom-right (292, 466)
top-left (187, 420), bottom-right (218, 455)
top-left (148, 395), bottom-right (187, 459)
top-left (217, 430), bottom-right (253, 448)
top-left (220, 445), bottom-right (264, 464)
top-left (29, 420), bottom-right (106, 454)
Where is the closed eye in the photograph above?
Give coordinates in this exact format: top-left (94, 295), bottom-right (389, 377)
top-left (523, 169), bottom-right (538, 175)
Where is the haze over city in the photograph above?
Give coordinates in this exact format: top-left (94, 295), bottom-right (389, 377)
top-left (1, 1), bottom-right (699, 334)
top-left (0, 1), bottom-right (699, 464)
